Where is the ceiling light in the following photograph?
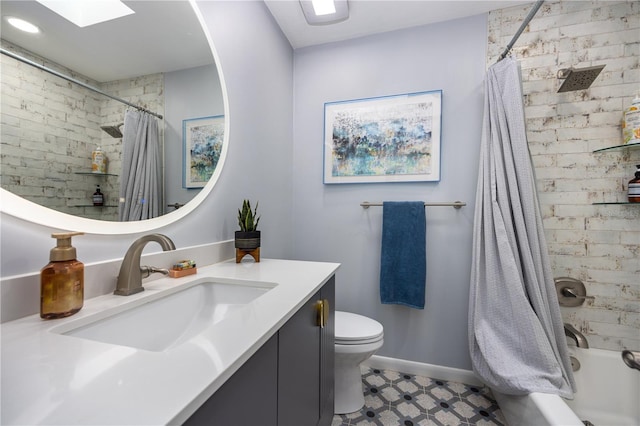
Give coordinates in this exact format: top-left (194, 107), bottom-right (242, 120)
top-left (6, 17), bottom-right (41, 34)
top-left (300, 0), bottom-right (349, 26)
top-left (312, 0), bottom-right (336, 16)
top-left (35, 0), bottom-right (134, 28)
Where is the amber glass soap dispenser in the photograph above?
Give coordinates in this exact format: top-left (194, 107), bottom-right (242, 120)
top-left (40, 232), bottom-right (85, 319)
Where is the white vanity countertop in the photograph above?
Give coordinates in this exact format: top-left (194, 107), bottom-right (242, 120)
top-left (0, 259), bottom-right (339, 425)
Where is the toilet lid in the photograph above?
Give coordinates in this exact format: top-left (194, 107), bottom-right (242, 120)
top-left (335, 311), bottom-right (384, 344)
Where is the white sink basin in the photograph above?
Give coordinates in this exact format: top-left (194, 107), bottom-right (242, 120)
top-left (57, 280), bottom-right (274, 352)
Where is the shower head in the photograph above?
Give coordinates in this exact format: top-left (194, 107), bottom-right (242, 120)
top-left (557, 65), bottom-right (605, 93)
top-left (100, 123), bottom-right (123, 138)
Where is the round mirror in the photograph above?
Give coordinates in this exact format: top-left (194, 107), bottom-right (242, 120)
top-left (0, 0), bottom-right (228, 234)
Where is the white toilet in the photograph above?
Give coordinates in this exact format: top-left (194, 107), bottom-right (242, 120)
top-left (334, 311), bottom-right (384, 414)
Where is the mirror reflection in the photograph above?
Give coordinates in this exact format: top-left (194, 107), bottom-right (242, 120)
top-left (0, 1), bottom-right (224, 222)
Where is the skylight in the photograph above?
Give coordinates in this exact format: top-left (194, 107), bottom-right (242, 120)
top-left (35, 0), bottom-right (134, 28)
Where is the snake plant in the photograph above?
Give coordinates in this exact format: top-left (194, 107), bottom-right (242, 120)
top-left (237, 199), bottom-right (260, 232)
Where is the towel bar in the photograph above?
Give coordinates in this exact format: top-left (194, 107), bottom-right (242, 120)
top-left (360, 201), bottom-right (466, 209)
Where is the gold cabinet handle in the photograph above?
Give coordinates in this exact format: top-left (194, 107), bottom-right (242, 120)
top-left (323, 298), bottom-right (329, 327)
top-left (316, 299), bottom-right (330, 328)
top-left (316, 300), bottom-right (325, 328)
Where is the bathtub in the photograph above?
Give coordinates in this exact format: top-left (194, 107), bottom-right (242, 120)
top-left (493, 347), bottom-right (640, 426)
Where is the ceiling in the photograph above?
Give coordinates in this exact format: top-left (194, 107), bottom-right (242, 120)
top-left (0, 0), bottom-right (531, 83)
top-left (264, 0), bottom-right (530, 50)
top-left (0, 1), bottom-right (213, 82)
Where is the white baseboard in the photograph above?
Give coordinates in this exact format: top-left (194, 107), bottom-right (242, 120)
top-left (363, 355), bottom-right (483, 386)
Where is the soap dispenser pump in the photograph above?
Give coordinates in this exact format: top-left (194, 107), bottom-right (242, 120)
top-left (40, 232), bottom-right (85, 319)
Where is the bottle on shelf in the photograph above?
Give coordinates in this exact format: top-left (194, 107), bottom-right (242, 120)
top-left (623, 93), bottom-right (640, 145)
top-left (91, 146), bottom-right (108, 174)
top-left (92, 185), bottom-right (104, 206)
top-left (629, 165), bottom-right (640, 203)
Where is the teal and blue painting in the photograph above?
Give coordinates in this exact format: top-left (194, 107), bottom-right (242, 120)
top-left (184, 116), bottom-right (224, 187)
top-left (324, 91), bottom-right (441, 183)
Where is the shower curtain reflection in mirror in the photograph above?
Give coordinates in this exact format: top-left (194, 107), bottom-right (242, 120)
top-left (119, 110), bottom-right (162, 221)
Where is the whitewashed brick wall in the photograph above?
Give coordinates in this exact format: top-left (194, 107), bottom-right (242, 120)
top-left (1, 41), bottom-right (163, 221)
top-left (488, 1), bottom-right (639, 351)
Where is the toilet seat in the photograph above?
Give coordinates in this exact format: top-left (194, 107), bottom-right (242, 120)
top-left (335, 311), bottom-right (384, 345)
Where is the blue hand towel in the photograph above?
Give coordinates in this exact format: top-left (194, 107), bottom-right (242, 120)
top-left (380, 201), bottom-right (426, 309)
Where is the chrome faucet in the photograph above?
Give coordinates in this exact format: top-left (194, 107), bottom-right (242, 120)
top-left (564, 323), bottom-right (589, 349)
top-left (114, 234), bottom-right (176, 296)
top-left (622, 350), bottom-right (640, 371)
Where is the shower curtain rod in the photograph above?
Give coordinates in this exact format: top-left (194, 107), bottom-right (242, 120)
top-left (497, 0), bottom-right (544, 62)
top-left (1, 48), bottom-right (163, 119)
top-left (361, 201), bottom-right (466, 209)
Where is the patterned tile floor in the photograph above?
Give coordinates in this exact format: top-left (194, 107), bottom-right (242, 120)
top-left (332, 366), bottom-right (506, 426)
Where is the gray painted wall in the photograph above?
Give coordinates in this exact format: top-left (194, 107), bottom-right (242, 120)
top-left (291, 15), bottom-right (487, 370)
top-left (164, 63), bottom-right (223, 211)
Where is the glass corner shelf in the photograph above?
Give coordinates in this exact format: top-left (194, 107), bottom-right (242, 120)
top-left (71, 204), bottom-right (118, 208)
top-left (592, 202), bottom-right (640, 205)
top-left (74, 172), bottom-right (118, 177)
top-left (592, 142), bottom-right (640, 153)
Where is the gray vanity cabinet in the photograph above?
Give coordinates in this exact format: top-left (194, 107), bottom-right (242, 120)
top-left (279, 276), bottom-right (335, 426)
top-left (183, 334), bottom-right (279, 426)
top-left (184, 276), bottom-right (335, 426)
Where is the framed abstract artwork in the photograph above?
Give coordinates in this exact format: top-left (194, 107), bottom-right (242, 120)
top-left (183, 115), bottom-right (225, 188)
top-left (323, 90), bottom-right (442, 184)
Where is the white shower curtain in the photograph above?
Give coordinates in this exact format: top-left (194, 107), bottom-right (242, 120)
top-left (469, 57), bottom-right (576, 398)
top-left (118, 110), bottom-right (162, 221)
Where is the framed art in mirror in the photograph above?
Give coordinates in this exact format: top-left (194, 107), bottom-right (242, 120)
top-left (183, 115), bottom-right (225, 189)
top-left (323, 90), bottom-right (442, 184)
